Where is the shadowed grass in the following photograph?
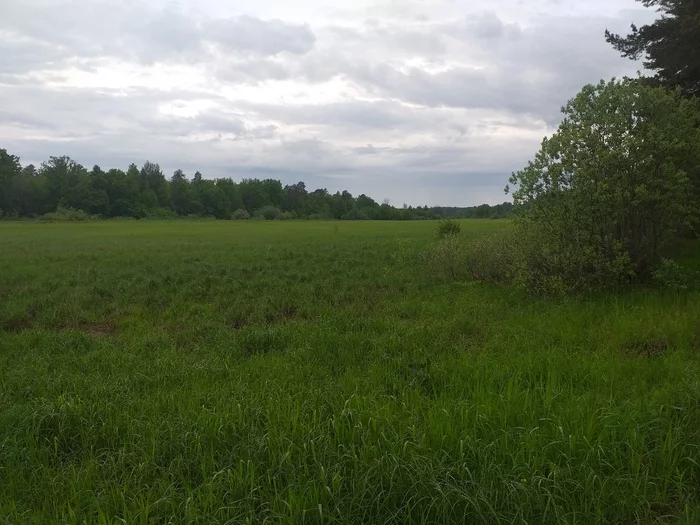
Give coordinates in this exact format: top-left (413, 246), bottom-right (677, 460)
top-left (0, 220), bottom-right (698, 524)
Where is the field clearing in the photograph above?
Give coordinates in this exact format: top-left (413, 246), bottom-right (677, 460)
top-left (1, 219), bottom-right (699, 524)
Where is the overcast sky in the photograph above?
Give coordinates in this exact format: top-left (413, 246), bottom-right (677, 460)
top-left (1, 0), bottom-right (654, 206)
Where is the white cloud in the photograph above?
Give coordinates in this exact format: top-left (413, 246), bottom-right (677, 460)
top-left (0, 0), bottom-right (655, 205)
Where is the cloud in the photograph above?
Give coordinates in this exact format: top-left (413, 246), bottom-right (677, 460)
top-left (0, 1), bottom-right (317, 74)
top-left (206, 16), bottom-right (316, 56)
top-left (0, 0), bottom-right (654, 206)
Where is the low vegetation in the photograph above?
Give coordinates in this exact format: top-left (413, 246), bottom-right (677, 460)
top-left (1, 220), bottom-right (699, 524)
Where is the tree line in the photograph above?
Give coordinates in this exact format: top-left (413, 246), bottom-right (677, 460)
top-left (0, 152), bottom-right (512, 221)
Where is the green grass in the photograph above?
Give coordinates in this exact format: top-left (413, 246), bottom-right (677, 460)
top-left (0, 219), bottom-right (699, 524)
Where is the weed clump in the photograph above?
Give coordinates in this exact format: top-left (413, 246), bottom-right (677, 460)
top-left (435, 218), bottom-right (461, 239)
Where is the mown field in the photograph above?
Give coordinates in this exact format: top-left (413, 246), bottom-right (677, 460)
top-left (0, 219), bottom-right (699, 524)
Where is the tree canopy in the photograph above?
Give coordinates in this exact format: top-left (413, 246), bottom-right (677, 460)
top-left (0, 148), bottom-right (511, 221)
top-left (605, 0), bottom-right (700, 97)
top-left (508, 78), bottom-right (700, 286)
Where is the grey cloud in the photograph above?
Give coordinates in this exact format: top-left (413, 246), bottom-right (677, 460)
top-left (455, 11), bottom-right (523, 40)
top-left (126, 9), bottom-right (205, 64)
top-left (240, 99), bottom-right (425, 130)
top-left (190, 113), bottom-right (247, 135)
top-left (207, 10), bottom-right (643, 126)
top-left (0, 1), bottom-right (317, 77)
top-left (0, 109), bottom-right (60, 131)
top-left (1, 0), bottom-right (654, 206)
top-left (0, 84), bottom-right (222, 139)
top-left (0, 36), bottom-right (71, 77)
top-left (206, 16), bottom-right (316, 55)
top-left (315, 13), bottom-right (647, 124)
top-left (355, 145), bottom-right (379, 155)
top-left (213, 57), bottom-right (292, 83)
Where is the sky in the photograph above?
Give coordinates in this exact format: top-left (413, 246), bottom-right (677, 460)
top-left (0, 0), bottom-right (655, 206)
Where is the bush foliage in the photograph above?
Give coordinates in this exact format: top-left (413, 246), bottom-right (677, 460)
top-left (435, 218), bottom-right (461, 239)
top-left (39, 206), bottom-right (95, 222)
top-left (231, 209), bottom-right (251, 220)
top-left (501, 79), bottom-right (700, 290)
top-left (259, 206), bottom-right (282, 221)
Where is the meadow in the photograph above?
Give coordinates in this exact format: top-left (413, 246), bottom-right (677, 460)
top-left (0, 219), bottom-right (699, 524)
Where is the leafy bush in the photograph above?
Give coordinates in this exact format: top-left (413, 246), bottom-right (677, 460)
top-left (39, 206), bottom-right (94, 222)
top-left (145, 207), bottom-right (177, 220)
top-left (232, 209), bottom-right (251, 220)
top-left (279, 211), bottom-right (296, 221)
top-left (436, 219), bottom-right (461, 239)
top-left (652, 259), bottom-right (688, 291)
top-left (259, 206), bottom-right (282, 220)
top-left (462, 227), bottom-right (573, 295)
top-left (462, 228), bottom-right (522, 285)
top-left (507, 79), bottom-right (700, 289)
top-left (341, 209), bottom-right (370, 221)
top-left (421, 234), bottom-right (468, 280)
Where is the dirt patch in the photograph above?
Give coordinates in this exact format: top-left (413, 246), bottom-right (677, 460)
top-left (80, 323), bottom-right (115, 336)
top-left (58, 322), bottom-right (116, 337)
top-left (278, 305), bottom-right (298, 320)
top-left (623, 338), bottom-right (668, 359)
top-left (264, 305), bottom-right (299, 324)
top-left (1, 316), bottom-right (34, 333)
top-left (229, 315), bottom-right (250, 330)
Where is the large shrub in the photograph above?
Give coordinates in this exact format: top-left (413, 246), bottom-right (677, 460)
top-left (145, 207), bottom-right (177, 220)
top-left (422, 234), bottom-right (468, 280)
top-left (259, 206), bottom-right (282, 221)
top-left (232, 209), bottom-right (251, 220)
top-left (507, 79), bottom-right (700, 288)
top-left (341, 209), bottom-right (370, 221)
top-left (39, 206), bottom-right (94, 222)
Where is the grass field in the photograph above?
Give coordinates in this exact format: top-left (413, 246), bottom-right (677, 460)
top-left (1, 219), bottom-right (699, 524)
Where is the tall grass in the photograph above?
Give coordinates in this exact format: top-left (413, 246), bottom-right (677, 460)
top-left (0, 220), bottom-right (698, 524)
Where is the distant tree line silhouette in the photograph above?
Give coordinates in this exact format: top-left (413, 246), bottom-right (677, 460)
top-left (0, 150), bottom-right (512, 220)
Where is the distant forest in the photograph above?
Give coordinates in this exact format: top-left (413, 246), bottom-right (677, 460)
top-left (0, 150), bottom-right (512, 220)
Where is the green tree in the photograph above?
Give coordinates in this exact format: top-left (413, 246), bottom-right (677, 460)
top-left (508, 79), bottom-right (700, 285)
top-left (329, 191), bottom-right (349, 219)
top-left (261, 179), bottom-right (284, 208)
top-left (605, 0), bottom-right (700, 97)
top-left (282, 182), bottom-right (307, 214)
top-left (303, 188), bottom-right (331, 218)
top-left (40, 156), bottom-right (89, 211)
top-left (199, 180), bottom-right (230, 218)
top-left (239, 178), bottom-right (268, 212)
top-left (216, 178), bottom-right (244, 211)
top-left (140, 161), bottom-right (169, 209)
top-left (82, 165), bottom-right (110, 216)
top-left (12, 163), bottom-right (46, 216)
top-left (0, 149), bottom-right (22, 216)
top-left (170, 169), bottom-right (191, 215)
top-left (103, 169), bottom-right (138, 217)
